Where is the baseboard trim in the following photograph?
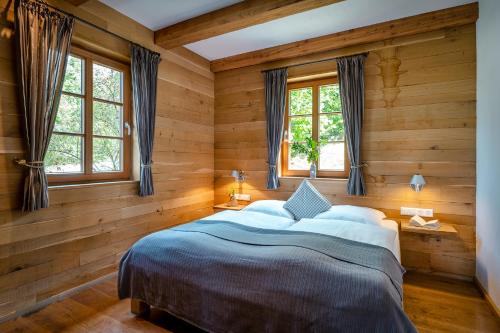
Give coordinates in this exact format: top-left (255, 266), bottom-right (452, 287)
top-left (404, 268), bottom-right (473, 282)
top-left (0, 271), bottom-right (118, 324)
top-left (473, 276), bottom-right (500, 318)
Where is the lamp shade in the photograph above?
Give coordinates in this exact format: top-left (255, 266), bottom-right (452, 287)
top-left (231, 169), bottom-right (246, 182)
top-left (410, 174), bottom-right (426, 192)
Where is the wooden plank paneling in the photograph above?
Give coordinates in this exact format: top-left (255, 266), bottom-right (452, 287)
top-left (214, 24), bottom-right (476, 279)
top-left (0, 0), bottom-right (214, 321)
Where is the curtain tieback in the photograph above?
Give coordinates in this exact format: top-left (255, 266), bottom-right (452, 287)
top-left (15, 159), bottom-right (44, 169)
top-left (141, 161), bottom-right (153, 168)
top-left (350, 163), bottom-right (368, 169)
top-left (267, 162), bottom-right (277, 169)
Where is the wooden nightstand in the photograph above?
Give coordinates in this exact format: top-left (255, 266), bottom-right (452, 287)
top-left (398, 217), bottom-right (474, 279)
top-left (213, 203), bottom-right (247, 213)
top-left (400, 220), bottom-right (458, 236)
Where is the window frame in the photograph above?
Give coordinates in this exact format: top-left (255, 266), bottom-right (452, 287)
top-left (47, 46), bottom-right (132, 184)
top-left (281, 77), bottom-right (349, 179)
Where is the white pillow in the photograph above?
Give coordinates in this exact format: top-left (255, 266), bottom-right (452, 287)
top-left (313, 205), bottom-right (386, 226)
top-left (242, 200), bottom-right (295, 219)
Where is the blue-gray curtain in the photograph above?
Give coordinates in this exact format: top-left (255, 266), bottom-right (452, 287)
top-left (15, 0), bottom-right (74, 211)
top-left (130, 44), bottom-right (161, 196)
top-left (337, 54), bottom-right (367, 195)
top-left (264, 68), bottom-right (288, 189)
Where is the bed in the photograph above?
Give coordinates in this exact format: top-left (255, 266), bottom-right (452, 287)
top-left (118, 201), bottom-right (416, 333)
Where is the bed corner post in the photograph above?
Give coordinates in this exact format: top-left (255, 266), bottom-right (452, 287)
top-left (131, 299), bottom-right (150, 316)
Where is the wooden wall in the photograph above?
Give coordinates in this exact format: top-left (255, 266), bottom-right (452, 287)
top-left (214, 24), bottom-right (476, 279)
top-left (0, 0), bottom-right (478, 320)
top-left (0, 0), bottom-right (214, 320)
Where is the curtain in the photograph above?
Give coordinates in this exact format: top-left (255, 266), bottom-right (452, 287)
top-left (15, 0), bottom-right (74, 212)
top-left (264, 68), bottom-right (288, 189)
top-left (130, 43), bottom-right (161, 196)
top-left (337, 54), bottom-right (367, 196)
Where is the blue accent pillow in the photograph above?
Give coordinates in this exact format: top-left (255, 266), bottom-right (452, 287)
top-left (284, 180), bottom-right (332, 220)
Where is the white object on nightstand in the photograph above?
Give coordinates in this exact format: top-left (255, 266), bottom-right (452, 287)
top-left (400, 207), bottom-right (433, 217)
top-left (234, 193), bottom-right (251, 201)
top-left (409, 215), bottom-right (440, 230)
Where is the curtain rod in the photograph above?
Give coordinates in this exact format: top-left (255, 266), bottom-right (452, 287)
top-left (260, 52), bottom-right (368, 73)
top-left (37, 1), bottom-right (138, 47)
top-left (261, 57), bottom-right (336, 73)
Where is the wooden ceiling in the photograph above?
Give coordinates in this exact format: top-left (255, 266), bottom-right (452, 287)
top-left (154, 0), bottom-right (343, 50)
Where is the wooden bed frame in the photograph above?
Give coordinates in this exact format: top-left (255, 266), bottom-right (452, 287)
top-left (131, 299), bottom-right (150, 316)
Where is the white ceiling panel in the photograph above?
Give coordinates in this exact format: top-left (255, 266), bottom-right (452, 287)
top-left (100, 0), bottom-right (242, 30)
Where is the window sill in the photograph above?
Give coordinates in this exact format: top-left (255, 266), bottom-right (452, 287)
top-left (48, 179), bottom-right (139, 191)
top-left (279, 176), bottom-right (348, 182)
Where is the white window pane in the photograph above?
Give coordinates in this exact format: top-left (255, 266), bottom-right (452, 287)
top-left (45, 134), bottom-right (83, 174)
top-left (93, 138), bottom-right (123, 172)
top-left (319, 113), bottom-right (344, 142)
top-left (319, 142), bottom-right (345, 171)
top-left (93, 63), bottom-right (123, 103)
top-left (289, 116), bottom-right (312, 142)
top-left (93, 101), bottom-right (122, 137)
top-left (289, 87), bottom-right (312, 115)
top-left (54, 95), bottom-right (83, 134)
top-left (62, 55), bottom-right (84, 94)
top-left (289, 148), bottom-right (309, 170)
top-left (319, 84), bottom-right (341, 113)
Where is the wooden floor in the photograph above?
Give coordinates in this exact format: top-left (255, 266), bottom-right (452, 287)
top-left (0, 272), bottom-right (498, 333)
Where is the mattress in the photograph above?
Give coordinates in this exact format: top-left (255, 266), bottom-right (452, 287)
top-left (201, 209), bottom-right (296, 229)
top-left (288, 218), bottom-right (401, 262)
top-left (202, 209), bottom-right (401, 262)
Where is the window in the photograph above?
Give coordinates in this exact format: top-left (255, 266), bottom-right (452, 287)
top-left (45, 47), bottom-right (131, 183)
top-left (282, 77), bottom-right (349, 178)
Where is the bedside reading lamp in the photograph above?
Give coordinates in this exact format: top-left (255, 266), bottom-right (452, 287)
top-left (231, 169), bottom-right (246, 183)
top-left (410, 174), bottom-right (426, 192)
top-left (227, 170), bottom-right (246, 207)
top-left (408, 174), bottom-right (439, 229)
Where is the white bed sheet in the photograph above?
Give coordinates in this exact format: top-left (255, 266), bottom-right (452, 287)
top-left (378, 219), bottom-right (401, 262)
top-left (201, 210), bottom-right (400, 262)
top-left (287, 218), bottom-right (401, 262)
top-left (201, 210), bottom-right (296, 230)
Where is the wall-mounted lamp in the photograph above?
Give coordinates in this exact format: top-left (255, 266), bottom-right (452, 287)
top-left (231, 169), bottom-right (246, 183)
top-left (410, 174), bottom-right (426, 192)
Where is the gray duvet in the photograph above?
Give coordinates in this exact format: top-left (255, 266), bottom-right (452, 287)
top-left (118, 220), bottom-right (416, 333)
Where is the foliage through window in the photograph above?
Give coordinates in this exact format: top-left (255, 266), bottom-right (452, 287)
top-left (282, 77), bottom-right (349, 178)
top-left (45, 47), bottom-right (131, 183)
